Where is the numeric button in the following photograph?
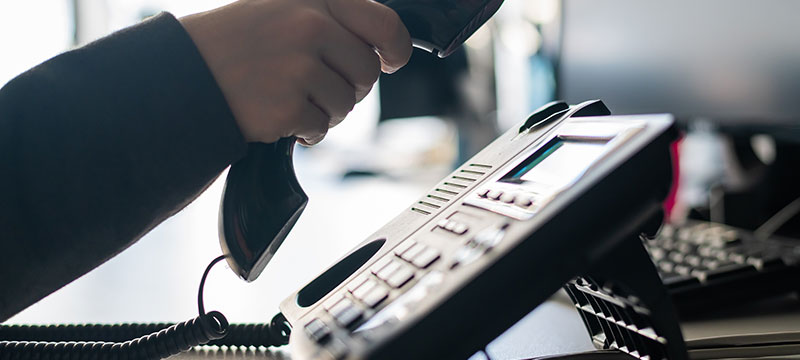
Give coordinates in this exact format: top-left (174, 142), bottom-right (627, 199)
top-left (385, 266), bottom-right (415, 288)
top-left (304, 318), bottom-right (331, 344)
top-left (361, 286), bottom-right (389, 308)
top-left (411, 248), bottom-right (440, 269)
top-left (328, 299), bottom-right (363, 328)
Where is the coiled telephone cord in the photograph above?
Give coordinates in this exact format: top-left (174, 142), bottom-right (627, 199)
top-left (0, 255), bottom-right (291, 359)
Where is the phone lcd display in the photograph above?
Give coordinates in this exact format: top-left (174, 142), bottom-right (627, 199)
top-left (502, 139), bottom-right (608, 188)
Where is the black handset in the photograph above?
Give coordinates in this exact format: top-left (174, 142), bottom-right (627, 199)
top-left (219, 138), bottom-right (307, 281)
top-left (218, 0), bottom-right (507, 281)
top-left (377, 0), bottom-right (505, 57)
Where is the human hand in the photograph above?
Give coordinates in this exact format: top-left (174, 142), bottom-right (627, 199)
top-left (180, 0), bottom-right (412, 146)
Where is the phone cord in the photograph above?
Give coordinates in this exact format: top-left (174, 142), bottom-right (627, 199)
top-left (0, 255), bottom-right (291, 359)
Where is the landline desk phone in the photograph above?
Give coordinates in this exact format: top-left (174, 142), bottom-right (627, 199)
top-left (0, 0), bottom-right (690, 358)
top-left (0, 101), bottom-right (686, 360)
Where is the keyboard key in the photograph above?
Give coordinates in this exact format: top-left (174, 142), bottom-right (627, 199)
top-left (674, 265), bottom-right (691, 276)
top-left (648, 247), bottom-right (666, 260)
top-left (684, 254), bottom-right (702, 267)
top-left (661, 273), bottom-right (701, 288)
top-left (692, 264), bottom-right (757, 282)
top-left (668, 251), bottom-right (684, 263)
top-left (728, 253), bottom-right (746, 264)
top-left (658, 261), bottom-right (674, 273)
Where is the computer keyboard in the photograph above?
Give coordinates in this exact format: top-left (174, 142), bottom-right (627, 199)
top-left (647, 221), bottom-right (800, 315)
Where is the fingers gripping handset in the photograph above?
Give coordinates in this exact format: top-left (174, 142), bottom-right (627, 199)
top-left (217, 0), bottom-right (505, 281)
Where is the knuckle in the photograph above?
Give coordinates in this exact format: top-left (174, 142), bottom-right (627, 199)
top-left (362, 53), bottom-right (382, 84)
top-left (290, 55), bottom-right (317, 83)
top-left (332, 96), bottom-right (356, 119)
top-left (282, 95), bottom-right (305, 120)
top-left (294, 8), bottom-right (331, 42)
top-left (343, 93), bottom-right (357, 113)
top-left (376, 7), bottom-right (401, 44)
top-left (350, 52), bottom-right (380, 90)
top-left (356, 84), bottom-right (373, 103)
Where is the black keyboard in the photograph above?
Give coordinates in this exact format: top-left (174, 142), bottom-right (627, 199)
top-left (647, 221), bottom-right (800, 315)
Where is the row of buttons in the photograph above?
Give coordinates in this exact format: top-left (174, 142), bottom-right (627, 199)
top-left (303, 240), bottom-right (443, 358)
top-left (476, 188), bottom-right (535, 209)
top-left (304, 301), bottom-right (355, 360)
top-left (450, 223), bottom-right (510, 269)
top-left (436, 219), bottom-right (469, 235)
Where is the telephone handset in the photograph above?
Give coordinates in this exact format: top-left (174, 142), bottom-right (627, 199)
top-left (218, 0), bottom-right (507, 282)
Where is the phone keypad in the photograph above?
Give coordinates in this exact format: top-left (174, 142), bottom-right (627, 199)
top-left (308, 234), bottom-right (449, 352)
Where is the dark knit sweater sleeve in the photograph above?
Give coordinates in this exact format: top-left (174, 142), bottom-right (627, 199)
top-left (0, 13), bottom-right (247, 321)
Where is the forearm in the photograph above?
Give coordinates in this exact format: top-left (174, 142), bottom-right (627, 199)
top-left (0, 13), bottom-right (246, 321)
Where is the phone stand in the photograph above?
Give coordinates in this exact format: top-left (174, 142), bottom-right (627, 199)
top-left (564, 206), bottom-right (688, 360)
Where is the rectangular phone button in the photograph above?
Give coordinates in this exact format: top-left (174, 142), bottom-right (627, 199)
top-left (385, 266), bottom-right (415, 288)
top-left (411, 248), bottom-right (440, 269)
top-left (304, 318), bottom-right (331, 343)
top-left (376, 261), bottom-right (402, 281)
top-left (329, 299), bottom-right (363, 328)
top-left (351, 279), bottom-right (378, 299)
top-left (361, 286), bottom-right (389, 308)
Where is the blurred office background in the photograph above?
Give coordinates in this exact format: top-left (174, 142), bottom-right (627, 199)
top-left (3, 0), bottom-right (800, 358)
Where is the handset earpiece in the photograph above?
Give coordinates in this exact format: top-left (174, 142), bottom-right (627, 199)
top-left (378, 0), bottom-right (505, 57)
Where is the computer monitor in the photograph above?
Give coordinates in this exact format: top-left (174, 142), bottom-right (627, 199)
top-left (557, 0), bottom-right (800, 125)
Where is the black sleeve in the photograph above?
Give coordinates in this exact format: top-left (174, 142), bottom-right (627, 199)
top-left (0, 13), bottom-right (248, 321)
